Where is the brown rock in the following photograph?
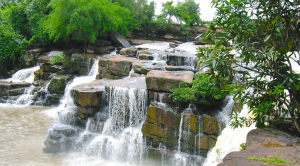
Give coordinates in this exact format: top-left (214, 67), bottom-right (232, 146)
top-left (138, 54), bottom-right (154, 60)
top-left (71, 80), bottom-right (108, 108)
top-left (97, 55), bottom-right (139, 79)
top-left (146, 70), bottom-right (194, 92)
top-left (120, 48), bottom-right (138, 57)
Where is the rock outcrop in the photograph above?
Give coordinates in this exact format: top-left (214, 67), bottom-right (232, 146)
top-left (71, 79), bottom-right (109, 125)
top-left (218, 128), bottom-right (300, 166)
top-left (142, 104), bottom-right (225, 157)
top-left (97, 55), bottom-right (139, 79)
top-left (146, 70), bottom-right (194, 92)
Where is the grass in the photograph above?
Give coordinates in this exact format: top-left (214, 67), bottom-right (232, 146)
top-left (245, 156), bottom-right (295, 165)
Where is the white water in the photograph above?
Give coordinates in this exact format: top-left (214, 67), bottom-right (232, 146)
top-left (57, 59), bottom-right (99, 124)
top-left (203, 105), bottom-right (256, 166)
top-left (65, 87), bottom-right (148, 166)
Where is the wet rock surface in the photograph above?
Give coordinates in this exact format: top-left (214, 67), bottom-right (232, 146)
top-left (43, 124), bottom-right (77, 153)
top-left (218, 128), bottom-right (300, 166)
top-left (142, 103), bottom-right (225, 157)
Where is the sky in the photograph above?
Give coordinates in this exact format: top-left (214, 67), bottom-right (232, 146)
top-left (154, 0), bottom-right (216, 21)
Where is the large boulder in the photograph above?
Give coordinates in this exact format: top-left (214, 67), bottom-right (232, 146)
top-left (97, 55), bottom-right (139, 79)
top-left (70, 80), bottom-right (111, 125)
top-left (146, 70), bottom-right (194, 92)
top-left (142, 104), bottom-right (225, 156)
top-left (109, 30), bottom-right (131, 47)
top-left (219, 128), bottom-right (300, 166)
top-left (71, 80), bottom-right (107, 108)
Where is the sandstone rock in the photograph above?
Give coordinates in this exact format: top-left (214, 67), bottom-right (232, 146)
top-left (120, 48), bottom-right (138, 57)
top-left (218, 128), bottom-right (300, 166)
top-left (0, 81), bottom-right (31, 96)
top-left (146, 70), bottom-right (194, 92)
top-left (132, 61), bottom-right (165, 74)
top-left (71, 80), bottom-right (108, 108)
top-left (106, 77), bottom-right (147, 90)
top-left (138, 54), bottom-right (154, 60)
top-left (142, 104), bottom-right (224, 156)
top-left (97, 55), bottom-right (138, 79)
top-left (165, 65), bottom-right (193, 71)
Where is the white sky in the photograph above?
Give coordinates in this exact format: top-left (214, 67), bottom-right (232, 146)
top-left (154, 0), bottom-right (216, 21)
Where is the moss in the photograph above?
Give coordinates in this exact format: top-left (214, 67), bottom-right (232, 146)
top-left (245, 156), bottom-right (295, 165)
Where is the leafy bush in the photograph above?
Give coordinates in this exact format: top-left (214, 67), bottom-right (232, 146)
top-left (170, 74), bottom-right (229, 106)
top-left (49, 53), bottom-right (75, 69)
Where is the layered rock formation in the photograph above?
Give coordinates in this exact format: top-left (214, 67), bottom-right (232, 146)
top-left (142, 104), bottom-right (225, 157)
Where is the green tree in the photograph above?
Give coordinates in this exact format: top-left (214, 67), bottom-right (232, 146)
top-left (198, 0), bottom-right (300, 131)
top-left (43, 0), bottom-right (134, 48)
top-left (1, 0), bottom-right (52, 46)
top-left (159, 0), bottom-right (201, 27)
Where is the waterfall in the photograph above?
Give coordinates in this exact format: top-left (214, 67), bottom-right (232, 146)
top-left (203, 105), bottom-right (256, 166)
top-left (57, 59), bottom-right (99, 124)
top-left (79, 87), bottom-right (148, 165)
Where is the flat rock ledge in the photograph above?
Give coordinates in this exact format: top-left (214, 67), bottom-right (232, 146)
top-left (146, 70), bottom-right (194, 92)
top-left (218, 128), bottom-right (300, 166)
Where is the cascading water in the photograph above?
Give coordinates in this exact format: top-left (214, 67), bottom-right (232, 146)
top-left (57, 58), bottom-right (100, 124)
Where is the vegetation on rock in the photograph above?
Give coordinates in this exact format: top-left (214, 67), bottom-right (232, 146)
top-left (170, 73), bottom-right (229, 106)
top-left (198, 0), bottom-right (300, 131)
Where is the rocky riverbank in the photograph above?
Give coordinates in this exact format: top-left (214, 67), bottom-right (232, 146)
top-left (218, 128), bottom-right (300, 166)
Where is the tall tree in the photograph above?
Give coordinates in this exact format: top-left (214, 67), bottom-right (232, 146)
top-left (198, 0), bottom-right (300, 131)
top-left (43, 0), bottom-right (134, 47)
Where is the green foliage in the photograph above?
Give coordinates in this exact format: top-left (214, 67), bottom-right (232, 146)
top-left (1, 0), bottom-right (52, 46)
top-left (245, 156), bottom-right (295, 165)
top-left (43, 0), bottom-right (134, 44)
top-left (159, 0), bottom-right (201, 27)
top-left (0, 23), bottom-right (27, 72)
top-left (198, 0), bottom-right (300, 131)
top-left (240, 143), bottom-right (246, 151)
top-left (170, 74), bottom-right (229, 106)
top-left (48, 80), bottom-right (65, 93)
top-left (49, 53), bottom-right (75, 69)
